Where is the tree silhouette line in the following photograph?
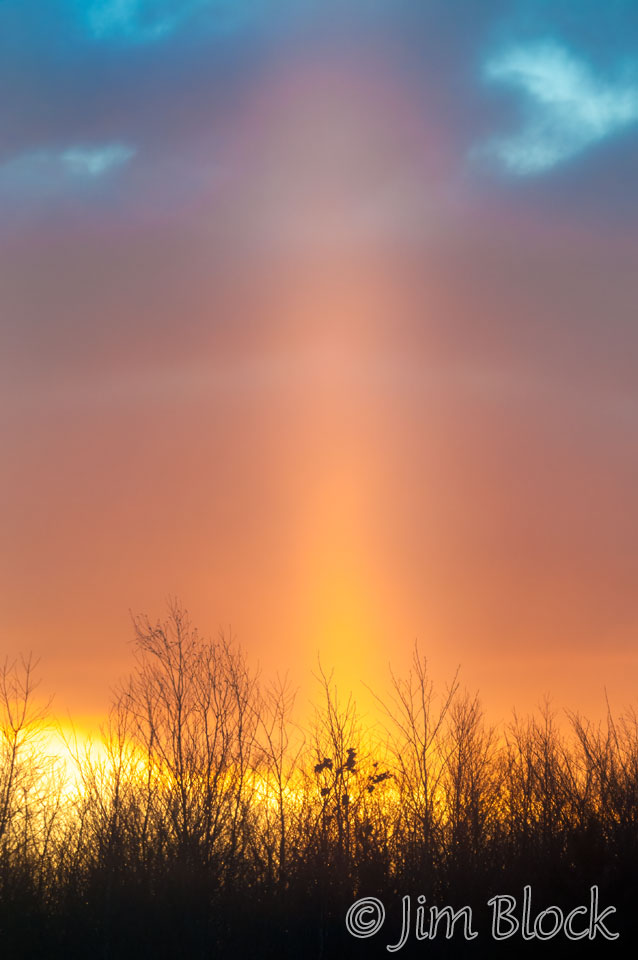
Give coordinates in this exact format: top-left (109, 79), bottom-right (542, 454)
top-left (1, 603), bottom-right (637, 957)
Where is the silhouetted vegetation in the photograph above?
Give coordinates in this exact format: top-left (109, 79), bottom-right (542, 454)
top-left (1, 604), bottom-right (637, 957)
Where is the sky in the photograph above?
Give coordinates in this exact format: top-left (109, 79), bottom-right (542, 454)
top-left (2, 0), bottom-right (638, 729)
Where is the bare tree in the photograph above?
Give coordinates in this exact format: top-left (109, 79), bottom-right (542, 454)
top-left (441, 690), bottom-right (499, 870)
top-left (253, 676), bottom-right (303, 889)
top-left (117, 603), bottom-right (260, 882)
top-left (373, 646), bottom-right (459, 876)
top-left (0, 655), bottom-right (64, 894)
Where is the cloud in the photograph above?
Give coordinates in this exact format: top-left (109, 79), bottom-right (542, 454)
top-left (84, 0), bottom-right (180, 42)
top-left (81, 0), bottom-right (263, 43)
top-left (0, 143), bottom-right (136, 196)
top-left (477, 41), bottom-right (638, 175)
top-left (60, 145), bottom-right (137, 177)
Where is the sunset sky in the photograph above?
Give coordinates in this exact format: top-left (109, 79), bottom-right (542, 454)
top-left (2, 0), bottom-right (638, 729)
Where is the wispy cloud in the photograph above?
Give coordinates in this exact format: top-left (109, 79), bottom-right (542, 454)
top-left (84, 0), bottom-right (180, 42)
top-left (0, 143), bottom-right (136, 195)
top-left (476, 41), bottom-right (638, 175)
top-left (82, 0), bottom-right (262, 43)
top-left (60, 145), bottom-right (137, 177)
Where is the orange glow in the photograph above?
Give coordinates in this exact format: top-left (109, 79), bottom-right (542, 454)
top-left (2, 51), bottom-right (637, 735)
